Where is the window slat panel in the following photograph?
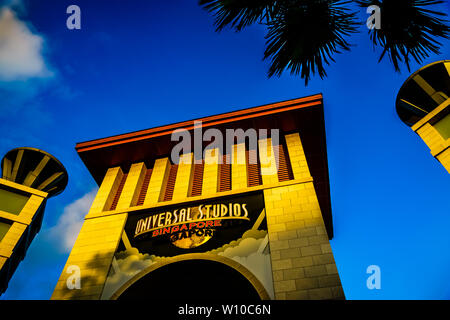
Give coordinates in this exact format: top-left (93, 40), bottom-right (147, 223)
top-left (136, 169), bottom-right (152, 206)
top-left (163, 164), bottom-right (178, 202)
top-left (275, 143), bottom-right (294, 182)
top-left (190, 161), bottom-right (204, 197)
top-left (246, 149), bottom-right (262, 187)
top-left (219, 154), bottom-right (231, 192)
top-left (110, 173), bottom-right (127, 211)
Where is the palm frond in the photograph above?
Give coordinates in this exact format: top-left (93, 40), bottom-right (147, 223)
top-left (357, 0), bottom-right (450, 72)
top-left (199, 0), bottom-right (277, 31)
top-left (264, 0), bottom-right (359, 85)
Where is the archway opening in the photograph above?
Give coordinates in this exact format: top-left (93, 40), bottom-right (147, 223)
top-left (116, 259), bottom-right (261, 300)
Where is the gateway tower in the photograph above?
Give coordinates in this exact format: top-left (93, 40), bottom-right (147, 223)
top-left (52, 94), bottom-right (344, 300)
top-left (0, 147), bottom-right (68, 295)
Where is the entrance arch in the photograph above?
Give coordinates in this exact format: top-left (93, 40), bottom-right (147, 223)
top-left (111, 253), bottom-right (270, 300)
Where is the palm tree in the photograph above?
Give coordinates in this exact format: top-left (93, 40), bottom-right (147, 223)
top-left (357, 0), bottom-right (450, 72)
top-left (199, 0), bottom-right (450, 85)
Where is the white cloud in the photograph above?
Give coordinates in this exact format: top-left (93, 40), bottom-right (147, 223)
top-left (219, 235), bottom-right (275, 299)
top-left (48, 189), bottom-right (98, 253)
top-left (101, 248), bottom-right (161, 299)
top-left (0, 7), bottom-right (52, 81)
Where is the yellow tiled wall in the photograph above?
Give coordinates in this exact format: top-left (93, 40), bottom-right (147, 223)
top-left (0, 180), bottom-right (47, 291)
top-left (413, 100), bottom-right (450, 174)
top-left (51, 213), bottom-right (127, 300)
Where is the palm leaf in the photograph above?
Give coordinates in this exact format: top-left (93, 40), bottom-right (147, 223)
top-left (199, 0), bottom-right (359, 85)
top-left (357, 0), bottom-right (450, 72)
top-left (264, 0), bottom-right (359, 85)
top-left (199, 0), bottom-right (277, 31)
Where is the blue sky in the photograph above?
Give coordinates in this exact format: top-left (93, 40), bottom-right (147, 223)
top-left (0, 0), bottom-right (449, 300)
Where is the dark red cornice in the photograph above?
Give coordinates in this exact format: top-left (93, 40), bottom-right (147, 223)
top-left (76, 94), bottom-right (322, 153)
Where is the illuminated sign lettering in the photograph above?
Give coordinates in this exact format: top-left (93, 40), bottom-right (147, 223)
top-left (124, 192), bottom-right (264, 254)
top-left (134, 202), bottom-right (249, 237)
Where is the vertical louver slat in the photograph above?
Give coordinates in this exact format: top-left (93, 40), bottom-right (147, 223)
top-left (136, 168), bottom-right (152, 206)
top-left (247, 149), bottom-right (262, 187)
top-left (219, 154), bottom-right (231, 192)
top-left (110, 173), bottom-right (128, 211)
top-left (190, 161), bottom-right (204, 197)
top-left (163, 164), bottom-right (178, 201)
top-left (275, 143), bottom-right (294, 182)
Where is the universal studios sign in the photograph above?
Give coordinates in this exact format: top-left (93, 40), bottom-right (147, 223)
top-left (126, 192), bottom-right (265, 251)
top-left (134, 202), bottom-right (250, 239)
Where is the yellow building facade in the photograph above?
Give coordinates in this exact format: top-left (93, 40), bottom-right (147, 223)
top-left (52, 94), bottom-right (345, 300)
